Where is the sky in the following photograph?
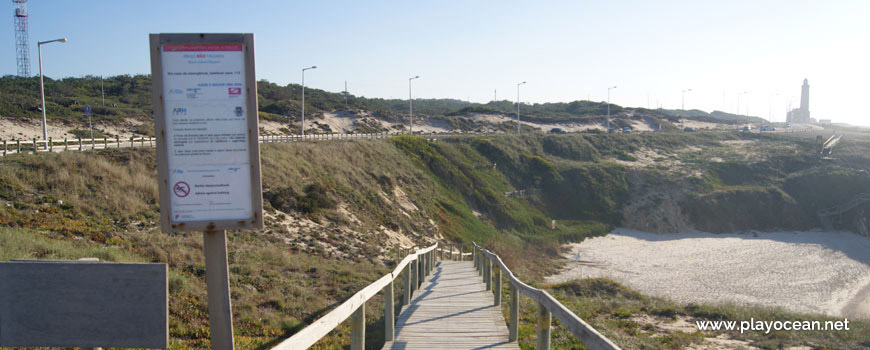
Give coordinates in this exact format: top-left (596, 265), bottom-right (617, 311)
top-left (3, 0), bottom-right (869, 125)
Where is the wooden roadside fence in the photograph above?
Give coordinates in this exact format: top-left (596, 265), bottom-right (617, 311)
top-left (0, 132), bottom-right (463, 157)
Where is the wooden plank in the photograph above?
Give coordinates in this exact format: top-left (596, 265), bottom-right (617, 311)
top-left (272, 244), bottom-right (436, 350)
top-left (472, 243), bottom-right (621, 350)
top-left (382, 260), bottom-right (518, 350)
top-left (0, 261), bottom-right (168, 348)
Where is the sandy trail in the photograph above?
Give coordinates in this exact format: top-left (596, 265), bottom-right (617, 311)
top-left (547, 228), bottom-right (870, 319)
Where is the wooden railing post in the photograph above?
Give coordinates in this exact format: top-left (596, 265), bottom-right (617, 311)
top-left (493, 266), bottom-right (502, 306)
top-left (478, 253), bottom-right (484, 277)
top-left (439, 247), bottom-right (443, 260)
top-left (78, 137), bottom-right (82, 151)
top-left (384, 279), bottom-right (395, 342)
top-left (116, 136), bottom-right (120, 148)
top-left (509, 282), bottom-right (519, 342)
top-left (32, 137), bottom-right (37, 154)
top-left (403, 264), bottom-right (411, 305)
top-left (17, 139), bottom-right (21, 154)
top-left (473, 246), bottom-right (478, 269)
top-left (537, 302), bottom-right (551, 350)
top-left (485, 258), bottom-right (492, 291)
top-left (350, 304), bottom-right (365, 350)
top-left (64, 137), bottom-right (68, 151)
top-left (411, 258), bottom-right (417, 296)
top-left (49, 137), bottom-right (53, 152)
top-left (418, 256), bottom-right (424, 286)
top-left (2, 140), bottom-right (6, 156)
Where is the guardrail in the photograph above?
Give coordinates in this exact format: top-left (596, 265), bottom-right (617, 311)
top-left (271, 243), bottom-right (438, 350)
top-left (472, 242), bottom-right (621, 350)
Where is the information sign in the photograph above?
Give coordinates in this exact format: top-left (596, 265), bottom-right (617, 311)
top-left (150, 34), bottom-right (263, 233)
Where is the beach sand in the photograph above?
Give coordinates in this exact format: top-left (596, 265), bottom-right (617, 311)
top-left (546, 228), bottom-right (870, 319)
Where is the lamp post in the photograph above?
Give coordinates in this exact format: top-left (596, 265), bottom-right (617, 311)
top-left (38, 37), bottom-right (68, 140)
top-left (681, 89), bottom-right (692, 128)
top-left (737, 91), bottom-right (748, 120)
top-left (681, 88), bottom-right (692, 113)
top-left (606, 85), bottom-right (617, 131)
top-left (516, 81), bottom-right (526, 134)
top-left (408, 75), bottom-right (419, 134)
top-left (301, 65), bottom-right (317, 137)
top-left (769, 93), bottom-right (779, 123)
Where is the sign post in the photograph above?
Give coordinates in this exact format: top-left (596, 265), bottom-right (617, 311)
top-left (149, 33), bottom-right (263, 350)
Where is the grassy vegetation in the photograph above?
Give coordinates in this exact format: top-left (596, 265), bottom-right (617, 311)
top-left (494, 278), bottom-right (870, 350)
top-left (3, 130), bottom-right (870, 349)
top-left (1, 75), bottom-right (710, 131)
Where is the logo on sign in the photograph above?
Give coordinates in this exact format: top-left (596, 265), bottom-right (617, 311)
top-left (228, 87), bottom-right (242, 96)
top-left (169, 89), bottom-right (183, 95)
top-left (173, 181), bottom-right (191, 198)
top-left (185, 88), bottom-right (202, 99)
top-left (172, 107), bottom-right (187, 116)
top-left (234, 106), bottom-right (243, 117)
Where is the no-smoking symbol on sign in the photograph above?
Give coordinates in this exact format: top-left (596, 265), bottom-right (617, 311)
top-left (173, 181), bottom-right (191, 198)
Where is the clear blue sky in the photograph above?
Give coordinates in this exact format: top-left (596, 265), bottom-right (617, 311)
top-left (3, 0), bottom-right (869, 125)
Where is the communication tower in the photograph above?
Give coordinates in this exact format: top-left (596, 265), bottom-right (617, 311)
top-left (13, 0), bottom-right (30, 77)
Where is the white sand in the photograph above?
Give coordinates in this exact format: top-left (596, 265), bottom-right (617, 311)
top-left (547, 228), bottom-right (870, 319)
top-left (0, 118), bottom-right (145, 140)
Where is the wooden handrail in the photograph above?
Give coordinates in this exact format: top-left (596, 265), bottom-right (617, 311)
top-left (472, 242), bottom-right (621, 350)
top-left (271, 243), bottom-right (438, 350)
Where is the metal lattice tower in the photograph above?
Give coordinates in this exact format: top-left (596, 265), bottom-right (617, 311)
top-left (13, 0), bottom-right (30, 77)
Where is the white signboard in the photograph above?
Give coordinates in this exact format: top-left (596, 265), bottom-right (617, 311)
top-left (150, 34), bottom-right (263, 232)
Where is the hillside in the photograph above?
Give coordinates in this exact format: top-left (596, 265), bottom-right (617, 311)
top-left (3, 131), bottom-right (870, 348)
top-left (1, 75), bottom-right (768, 141)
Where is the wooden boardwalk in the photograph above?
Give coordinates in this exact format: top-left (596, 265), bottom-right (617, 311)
top-left (382, 260), bottom-right (518, 350)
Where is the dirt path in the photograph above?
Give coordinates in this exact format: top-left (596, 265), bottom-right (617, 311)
top-left (547, 228), bottom-right (870, 319)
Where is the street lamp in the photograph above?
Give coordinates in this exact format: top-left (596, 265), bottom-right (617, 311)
top-left (737, 91), bottom-right (750, 123)
top-left (409, 75), bottom-right (419, 134)
top-left (737, 91), bottom-right (748, 118)
top-left (769, 93), bottom-right (779, 123)
top-left (516, 81), bottom-right (526, 134)
top-left (681, 89), bottom-right (692, 128)
top-left (38, 37), bottom-right (67, 140)
top-left (301, 65), bottom-right (317, 138)
top-left (606, 85), bottom-right (617, 131)
top-left (681, 89), bottom-right (692, 112)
